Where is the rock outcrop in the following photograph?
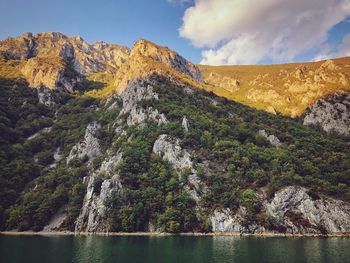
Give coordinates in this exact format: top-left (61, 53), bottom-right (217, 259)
top-left (37, 87), bottom-right (56, 105)
top-left (153, 134), bottom-right (205, 202)
top-left (67, 122), bottom-right (101, 164)
top-left (0, 32), bottom-right (130, 75)
top-left (210, 207), bottom-right (265, 233)
top-left (303, 92), bottom-right (350, 137)
top-left (120, 81), bottom-right (167, 126)
top-left (265, 186), bottom-right (350, 234)
top-left (113, 39), bottom-right (203, 94)
top-left (210, 186), bottom-right (350, 234)
top-left (75, 149), bottom-right (123, 232)
top-left (75, 175), bottom-right (122, 232)
top-left (258, 130), bottom-right (282, 147)
top-left (182, 116), bottom-right (189, 132)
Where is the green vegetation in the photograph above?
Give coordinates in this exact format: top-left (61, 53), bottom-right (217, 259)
top-left (105, 126), bottom-right (201, 232)
top-left (0, 76), bottom-right (98, 230)
top-left (0, 75), bottom-right (349, 232)
top-left (148, 81), bottom-right (350, 205)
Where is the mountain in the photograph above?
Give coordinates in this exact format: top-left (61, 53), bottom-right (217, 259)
top-left (0, 32), bottom-right (129, 92)
top-left (199, 58), bottom-right (350, 117)
top-left (1, 32), bottom-right (349, 136)
top-left (0, 32), bottom-right (350, 235)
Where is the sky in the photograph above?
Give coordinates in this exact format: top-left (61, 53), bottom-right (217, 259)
top-left (0, 0), bottom-right (350, 65)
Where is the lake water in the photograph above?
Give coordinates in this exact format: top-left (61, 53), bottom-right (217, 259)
top-left (0, 235), bottom-right (349, 263)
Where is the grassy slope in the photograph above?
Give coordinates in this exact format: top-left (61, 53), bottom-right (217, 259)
top-left (199, 57), bottom-right (350, 116)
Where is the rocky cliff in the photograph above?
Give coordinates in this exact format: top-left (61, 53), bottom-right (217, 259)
top-left (0, 32), bottom-right (204, 97)
top-left (211, 186), bottom-right (350, 234)
top-left (303, 92), bottom-right (350, 137)
top-left (0, 32), bottom-right (130, 75)
top-left (2, 32), bottom-right (349, 128)
top-left (0, 32), bottom-right (130, 91)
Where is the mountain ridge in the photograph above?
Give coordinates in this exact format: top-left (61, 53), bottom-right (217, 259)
top-left (1, 32), bottom-right (349, 121)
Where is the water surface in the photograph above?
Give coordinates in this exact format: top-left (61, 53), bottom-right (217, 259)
top-left (0, 235), bottom-right (349, 263)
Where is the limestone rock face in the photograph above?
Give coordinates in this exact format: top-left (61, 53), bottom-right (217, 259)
top-left (258, 130), bottom-right (282, 147)
top-left (37, 87), bottom-right (56, 105)
top-left (97, 153), bottom-right (123, 176)
top-left (21, 56), bottom-right (81, 92)
top-left (75, 174), bottom-right (122, 232)
top-left (75, 151), bottom-right (123, 232)
top-left (210, 186), bottom-right (350, 234)
top-left (113, 40), bottom-right (203, 93)
top-left (153, 134), bottom-right (193, 170)
top-left (119, 81), bottom-right (167, 126)
top-left (182, 116), bottom-right (189, 132)
top-left (265, 186), bottom-right (350, 234)
top-left (153, 134), bottom-right (205, 201)
top-left (67, 122), bottom-right (101, 164)
top-left (120, 82), bottom-right (159, 113)
top-left (0, 32), bottom-right (130, 92)
top-left (303, 92), bottom-right (350, 137)
top-left (210, 207), bottom-right (265, 233)
top-left (126, 107), bottom-right (167, 126)
top-left (0, 32), bottom-right (130, 75)
top-left (131, 39), bottom-right (202, 82)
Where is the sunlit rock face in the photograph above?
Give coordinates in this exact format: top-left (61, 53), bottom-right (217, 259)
top-left (199, 58), bottom-right (350, 117)
top-left (0, 32), bottom-right (130, 75)
top-left (130, 39), bottom-right (202, 82)
top-left (0, 32), bottom-right (130, 91)
top-left (113, 39), bottom-right (203, 94)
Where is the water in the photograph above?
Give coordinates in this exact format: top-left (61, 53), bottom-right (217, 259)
top-left (0, 235), bottom-right (349, 263)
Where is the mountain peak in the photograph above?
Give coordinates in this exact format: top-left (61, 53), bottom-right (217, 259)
top-left (106, 37), bottom-right (204, 95)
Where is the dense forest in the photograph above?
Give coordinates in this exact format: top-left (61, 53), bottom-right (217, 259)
top-left (0, 75), bottom-right (349, 232)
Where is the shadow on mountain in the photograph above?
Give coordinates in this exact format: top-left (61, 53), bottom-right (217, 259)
top-left (76, 77), bottom-right (107, 94)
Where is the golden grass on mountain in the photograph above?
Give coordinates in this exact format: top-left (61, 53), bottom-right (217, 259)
top-left (199, 57), bottom-right (350, 117)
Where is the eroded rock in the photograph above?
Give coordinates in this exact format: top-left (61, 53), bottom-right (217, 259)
top-left (303, 92), bottom-right (350, 137)
top-left (258, 130), bottom-right (282, 147)
top-left (75, 175), bottom-right (122, 232)
top-left (153, 134), bottom-right (206, 201)
top-left (265, 186), bottom-right (350, 233)
top-left (210, 186), bottom-right (350, 234)
top-left (67, 122), bottom-right (101, 164)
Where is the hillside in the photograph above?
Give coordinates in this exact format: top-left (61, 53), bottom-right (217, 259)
top-left (199, 58), bottom-right (350, 117)
top-left (0, 32), bottom-right (350, 235)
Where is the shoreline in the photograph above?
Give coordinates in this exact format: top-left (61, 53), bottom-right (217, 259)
top-left (1, 231), bottom-right (350, 238)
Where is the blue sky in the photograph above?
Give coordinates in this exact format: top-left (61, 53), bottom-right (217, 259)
top-left (0, 0), bottom-right (349, 65)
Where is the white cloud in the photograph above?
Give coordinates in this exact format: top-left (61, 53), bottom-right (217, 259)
top-left (179, 0), bottom-right (350, 65)
top-left (314, 33), bottom-right (350, 61)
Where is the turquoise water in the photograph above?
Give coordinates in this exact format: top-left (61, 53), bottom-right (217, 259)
top-left (0, 235), bottom-right (349, 263)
